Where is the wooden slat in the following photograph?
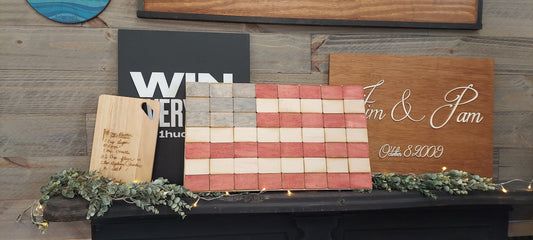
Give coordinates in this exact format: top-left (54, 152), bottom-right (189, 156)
top-left (498, 148), bottom-right (533, 181)
top-left (0, 220), bottom-right (90, 240)
top-left (0, 70), bottom-right (117, 115)
top-left (250, 34), bottom-right (310, 74)
top-left (144, 0), bottom-right (478, 24)
top-left (312, 35), bottom-right (533, 75)
top-left (0, 156), bottom-right (91, 239)
top-left (0, 157), bottom-right (89, 200)
top-left (0, 27), bottom-right (116, 72)
top-left (480, 0), bottom-right (533, 38)
top-left (0, 27), bottom-right (309, 76)
top-left (494, 75), bottom-right (533, 112)
top-left (0, 199), bottom-right (36, 222)
top-left (1, 199), bottom-right (89, 238)
top-left (493, 112), bottom-right (533, 148)
top-left (0, 114), bottom-right (87, 157)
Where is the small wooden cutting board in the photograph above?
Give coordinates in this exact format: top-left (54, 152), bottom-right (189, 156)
top-left (90, 95), bottom-right (160, 183)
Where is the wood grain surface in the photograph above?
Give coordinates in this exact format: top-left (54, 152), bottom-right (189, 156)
top-left (0, 114), bottom-right (88, 157)
top-left (90, 95), bottom-right (160, 183)
top-left (311, 35), bottom-right (533, 75)
top-left (144, 0), bottom-right (478, 24)
top-left (0, 157), bottom-right (91, 239)
top-left (330, 53), bottom-right (494, 177)
top-left (0, 0), bottom-right (532, 238)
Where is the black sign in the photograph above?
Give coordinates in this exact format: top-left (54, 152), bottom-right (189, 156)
top-left (118, 29), bottom-right (250, 184)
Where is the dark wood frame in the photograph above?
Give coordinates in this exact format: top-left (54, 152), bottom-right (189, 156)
top-left (137, 0), bottom-right (483, 30)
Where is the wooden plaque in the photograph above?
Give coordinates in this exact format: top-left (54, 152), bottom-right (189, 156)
top-left (329, 54), bottom-right (494, 177)
top-left (139, 0), bottom-right (482, 29)
top-left (90, 95), bottom-right (161, 183)
top-left (184, 83), bottom-right (372, 192)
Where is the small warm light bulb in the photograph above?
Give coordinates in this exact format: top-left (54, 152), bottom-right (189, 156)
top-left (528, 184), bottom-right (532, 190)
top-left (133, 179), bottom-right (139, 183)
top-left (501, 186), bottom-right (508, 193)
top-left (442, 166), bottom-right (447, 172)
top-left (287, 190), bottom-right (292, 196)
top-left (225, 191), bottom-right (230, 196)
top-left (35, 203), bottom-right (44, 213)
top-left (193, 199), bottom-right (199, 207)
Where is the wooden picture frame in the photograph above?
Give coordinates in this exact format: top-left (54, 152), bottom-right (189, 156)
top-left (138, 0), bottom-right (482, 29)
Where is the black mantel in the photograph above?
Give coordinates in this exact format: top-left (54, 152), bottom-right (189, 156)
top-left (45, 190), bottom-right (533, 240)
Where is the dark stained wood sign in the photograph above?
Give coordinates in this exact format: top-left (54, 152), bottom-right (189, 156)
top-left (329, 54), bottom-right (494, 177)
top-left (139, 0), bottom-right (482, 29)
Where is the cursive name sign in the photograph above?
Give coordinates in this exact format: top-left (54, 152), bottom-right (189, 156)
top-left (330, 54), bottom-right (494, 177)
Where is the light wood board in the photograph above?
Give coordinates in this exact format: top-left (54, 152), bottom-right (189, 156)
top-left (329, 53), bottom-right (494, 177)
top-left (90, 95), bottom-right (160, 182)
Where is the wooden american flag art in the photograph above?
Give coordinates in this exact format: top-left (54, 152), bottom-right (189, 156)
top-left (184, 83), bottom-right (371, 192)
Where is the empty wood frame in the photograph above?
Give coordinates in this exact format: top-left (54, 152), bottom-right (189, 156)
top-left (139, 0), bottom-right (482, 29)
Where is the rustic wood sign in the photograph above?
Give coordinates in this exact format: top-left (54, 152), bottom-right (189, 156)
top-left (90, 95), bottom-right (161, 183)
top-left (139, 0), bottom-right (482, 29)
top-left (184, 83), bottom-right (371, 192)
top-left (329, 54), bottom-right (494, 177)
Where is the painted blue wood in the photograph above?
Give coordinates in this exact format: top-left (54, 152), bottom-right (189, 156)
top-left (27, 0), bottom-right (110, 23)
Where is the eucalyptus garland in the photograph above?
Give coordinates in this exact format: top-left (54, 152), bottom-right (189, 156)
top-left (34, 168), bottom-right (498, 233)
top-left (372, 169), bottom-right (497, 199)
top-left (38, 168), bottom-right (197, 231)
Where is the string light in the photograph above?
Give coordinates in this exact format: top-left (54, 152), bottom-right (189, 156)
top-left (498, 179), bottom-right (533, 193)
top-left (17, 200), bottom-right (47, 229)
top-left (287, 190), bottom-right (293, 196)
top-left (197, 187), bottom-right (268, 204)
top-left (192, 199), bottom-right (199, 207)
top-left (441, 166), bottom-right (447, 172)
top-left (501, 186), bottom-right (508, 193)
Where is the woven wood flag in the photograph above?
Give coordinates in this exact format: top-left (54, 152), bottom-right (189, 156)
top-left (184, 83), bottom-right (371, 192)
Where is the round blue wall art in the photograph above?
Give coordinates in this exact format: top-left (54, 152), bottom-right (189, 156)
top-left (27, 0), bottom-right (111, 23)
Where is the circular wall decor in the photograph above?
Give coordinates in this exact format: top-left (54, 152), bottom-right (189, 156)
top-left (27, 0), bottom-right (110, 24)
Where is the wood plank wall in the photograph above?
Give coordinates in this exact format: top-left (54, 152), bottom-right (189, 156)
top-left (0, 0), bottom-right (531, 238)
